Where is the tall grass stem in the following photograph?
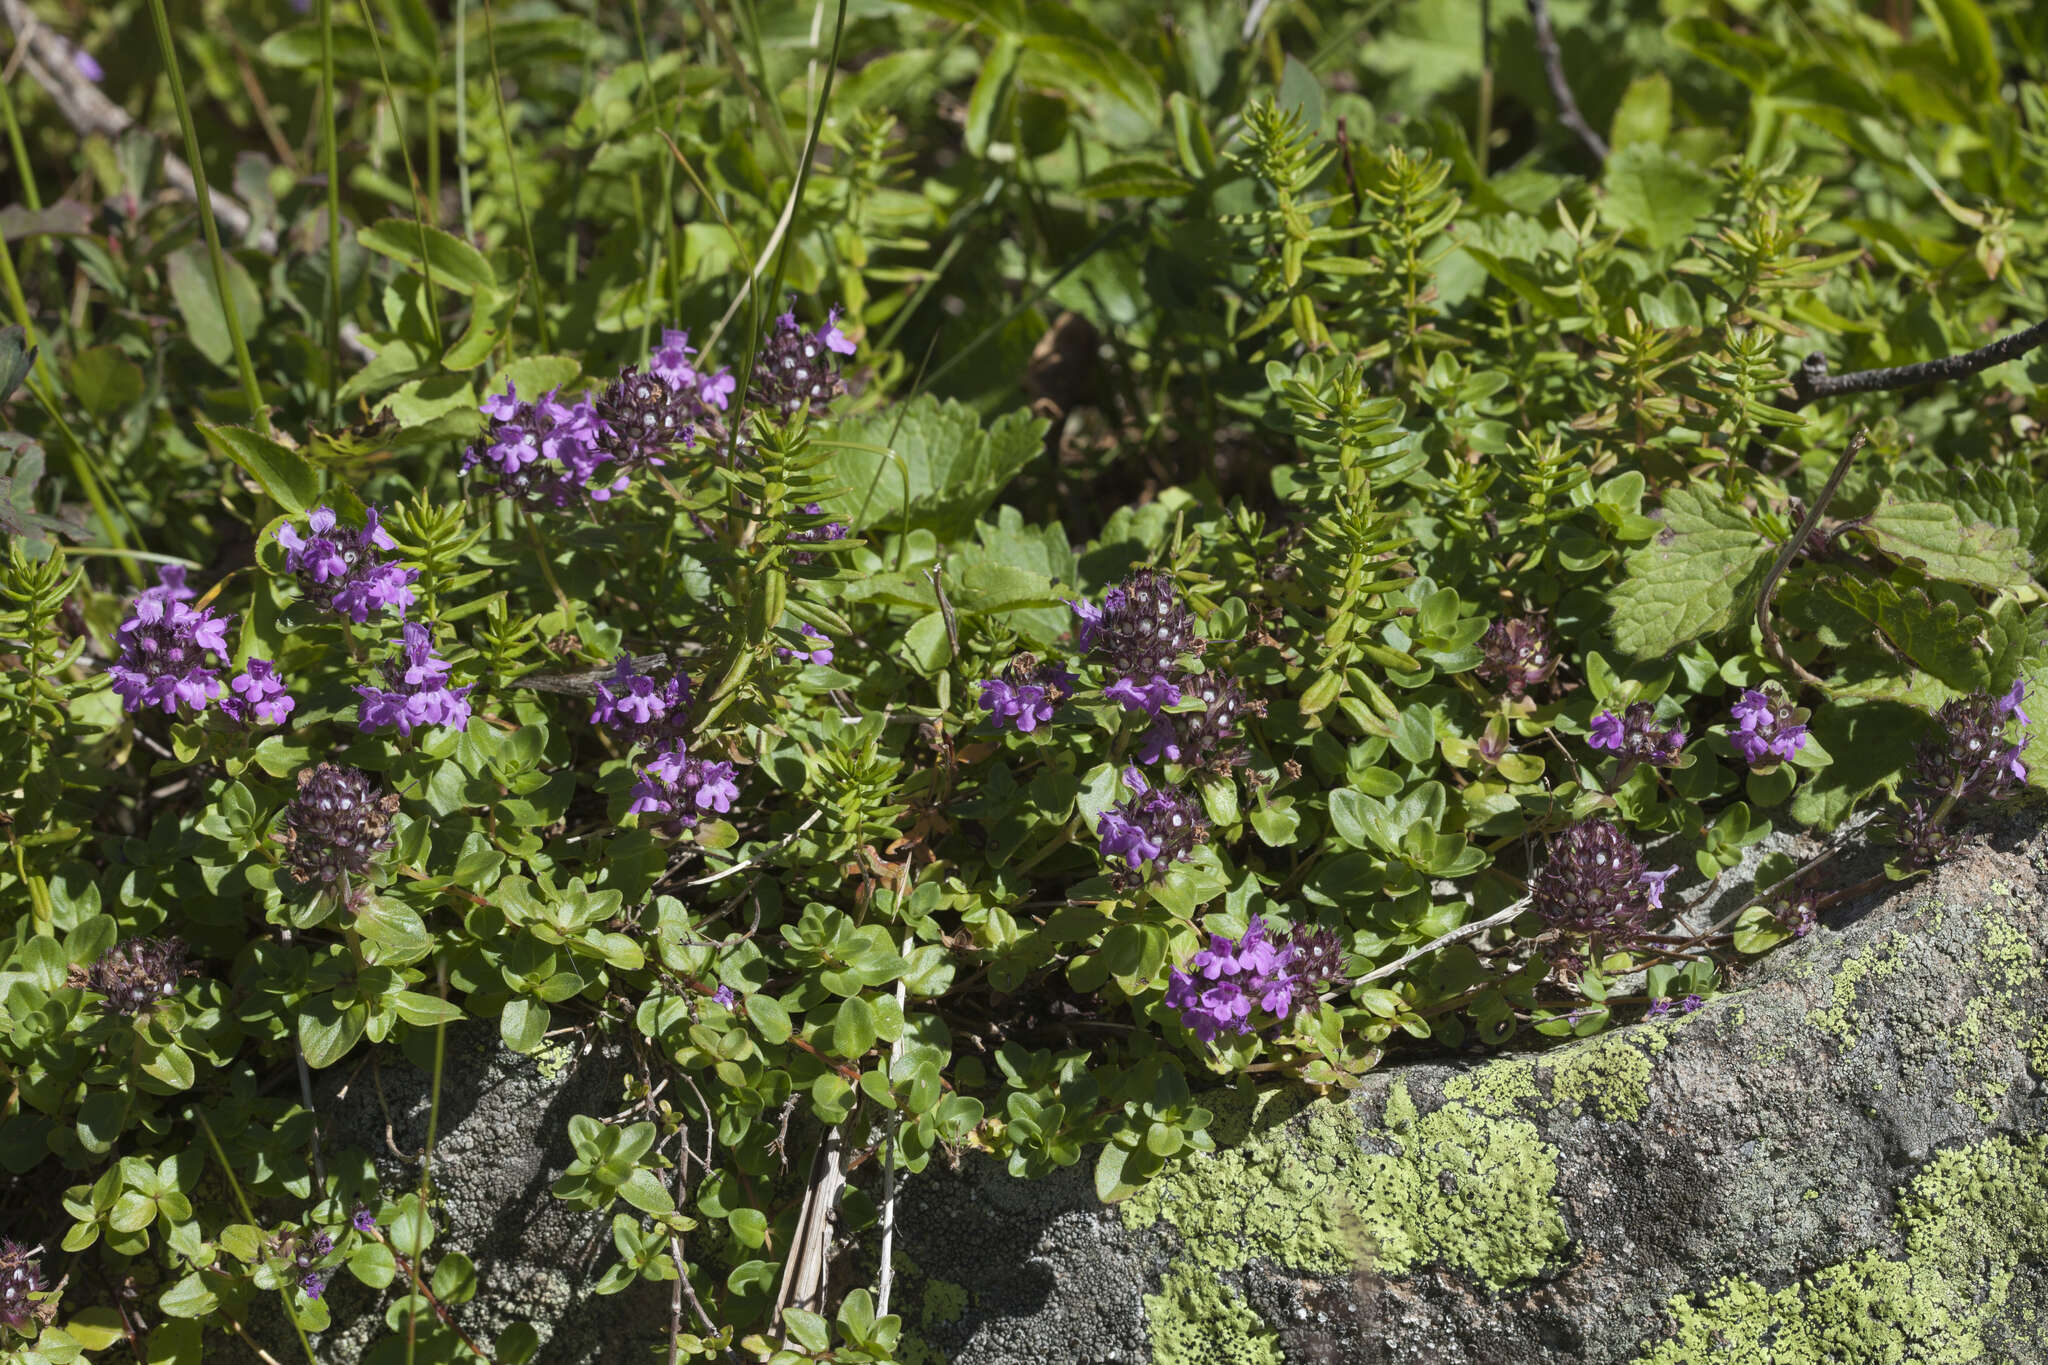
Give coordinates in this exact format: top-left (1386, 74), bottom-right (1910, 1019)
top-left (481, 0), bottom-right (551, 352)
top-left (318, 0), bottom-right (342, 422)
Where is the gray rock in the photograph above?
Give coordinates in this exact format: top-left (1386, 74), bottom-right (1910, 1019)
top-left (282, 810), bottom-right (2048, 1365)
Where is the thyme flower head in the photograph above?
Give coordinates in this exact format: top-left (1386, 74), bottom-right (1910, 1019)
top-left (0, 1241), bottom-right (53, 1332)
top-left (275, 506), bottom-right (418, 623)
top-left (1729, 685), bottom-right (1808, 766)
top-left (748, 303), bottom-right (857, 421)
top-left (1095, 767), bottom-right (1206, 879)
top-left (1588, 702), bottom-right (1686, 772)
top-left (465, 381), bottom-right (625, 508)
top-left (71, 936), bottom-right (188, 1016)
top-left (107, 588), bottom-right (232, 717)
top-left (1477, 615), bottom-right (1559, 699)
top-left (1529, 818), bottom-right (1666, 942)
top-left (280, 763), bottom-right (400, 893)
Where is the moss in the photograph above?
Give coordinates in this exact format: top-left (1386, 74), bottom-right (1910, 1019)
top-left (1125, 1081), bottom-right (1569, 1307)
top-left (1634, 1134), bottom-right (2048, 1363)
top-left (919, 1279), bottom-right (967, 1331)
top-left (1143, 1267), bottom-right (1282, 1365)
top-left (1545, 1035), bottom-right (1657, 1122)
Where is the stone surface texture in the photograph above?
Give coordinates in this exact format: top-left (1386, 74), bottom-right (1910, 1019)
top-left (293, 811), bottom-right (2048, 1365)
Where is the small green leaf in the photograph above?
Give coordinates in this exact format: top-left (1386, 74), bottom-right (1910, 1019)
top-left (200, 423), bottom-right (320, 513)
top-left (358, 218), bottom-right (499, 296)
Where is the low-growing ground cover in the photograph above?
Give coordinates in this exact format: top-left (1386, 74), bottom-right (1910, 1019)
top-left (2, 0), bottom-right (2048, 1359)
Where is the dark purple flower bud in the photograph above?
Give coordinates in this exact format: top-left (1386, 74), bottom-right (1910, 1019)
top-left (280, 764), bottom-right (400, 893)
top-left (748, 301), bottom-right (854, 421)
top-left (300, 1273), bottom-right (326, 1300)
top-left (0, 1241), bottom-right (53, 1330)
top-left (1679, 994), bottom-right (1704, 1013)
top-left (1646, 998), bottom-right (1672, 1018)
top-left (1095, 777), bottom-right (1206, 880)
top-left (1477, 615), bottom-right (1559, 699)
top-left (1070, 568), bottom-right (1204, 681)
top-left (1137, 671), bottom-right (1251, 769)
top-left (1528, 818), bottom-right (1654, 942)
top-left (311, 1232), bottom-right (333, 1256)
top-left (1915, 685), bottom-right (2030, 800)
top-left (351, 1207), bottom-right (377, 1234)
top-left (594, 362), bottom-right (710, 470)
top-left (70, 936), bottom-right (188, 1015)
top-left (1587, 702), bottom-right (1686, 772)
top-left (275, 506), bottom-right (419, 623)
top-left (220, 657), bottom-right (297, 727)
top-left (107, 591), bottom-right (231, 716)
top-left (1729, 686), bottom-right (1808, 766)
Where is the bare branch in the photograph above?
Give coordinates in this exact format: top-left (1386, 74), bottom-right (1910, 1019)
top-left (0, 0), bottom-right (274, 250)
top-left (1784, 319), bottom-right (2048, 412)
top-left (1526, 0), bottom-right (1608, 161)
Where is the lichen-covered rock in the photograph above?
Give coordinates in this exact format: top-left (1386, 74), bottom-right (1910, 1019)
top-left (894, 813), bottom-right (2048, 1365)
top-left (285, 813), bottom-right (2048, 1365)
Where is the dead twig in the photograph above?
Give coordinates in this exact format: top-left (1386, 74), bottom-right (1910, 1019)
top-left (1781, 322), bottom-right (2048, 412)
top-left (1755, 429), bottom-right (1866, 689)
top-left (1526, 0), bottom-right (1609, 161)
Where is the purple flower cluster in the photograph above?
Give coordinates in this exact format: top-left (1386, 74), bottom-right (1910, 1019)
top-left (221, 657), bottom-right (296, 727)
top-left (1163, 917), bottom-right (1345, 1042)
top-left (1096, 768), bottom-right (1207, 879)
top-left (71, 936), bottom-right (187, 1015)
top-left (355, 624), bottom-right (473, 736)
top-left (979, 657), bottom-right (1076, 734)
top-left (1892, 680), bottom-right (2032, 868)
top-left (107, 580), bottom-right (231, 716)
top-left (275, 506), bottom-right (418, 623)
top-left (590, 655), bottom-right (691, 749)
top-left (1528, 818), bottom-right (1675, 943)
top-left (1588, 702), bottom-right (1687, 773)
top-left (594, 363), bottom-right (712, 470)
top-left (628, 746), bottom-right (741, 823)
top-left (749, 305), bottom-right (857, 421)
top-left (465, 380), bottom-right (625, 508)
top-left (649, 328), bottom-right (736, 412)
top-left (1477, 615), bottom-right (1560, 699)
top-left (1071, 568), bottom-right (1251, 770)
top-left (351, 1206), bottom-right (377, 1234)
top-left (1728, 686), bottom-right (1808, 766)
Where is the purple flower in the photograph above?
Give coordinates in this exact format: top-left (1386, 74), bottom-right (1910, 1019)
top-left (107, 592), bottom-right (232, 716)
top-left (1646, 998), bottom-right (1672, 1018)
top-left (1729, 687), bottom-right (1807, 766)
top-left (1105, 674), bottom-right (1181, 716)
top-left (590, 656), bottom-right (691, 749)
top-left (300, 1273), bottom-right (326, 1300)
top-left (823, 306), bottom-right (858, 356)
top-left (351, 1207), bottom-right (377, 1234)
top-left (699, 368), bottom-right (736, 410)
top-left (774, 623), bottom-right (833, 667)
top-left (311, 1232), bottom-right (333, 1257)
top-left (1588, 711), bottom-right (1626, 750)
top-left (355, 624), bottom-right (472, 736)
top-left (628, 746), bottom-right (741, 823)
top-left (1679, 994), bottom-right (1704, 1014)
top-left (137, 563), bottom-right (195, 606)
top-left (1639, 864), bottom-right (1679, 911)
top-left (73, 50), bottom-right (103, 83)
top-left (464, 382), bottom-right (626, 507)
top-left (595, 358), bottom-right (719, 470)
top-left (980, 678), bottom-right (1055, 733)
top-left (787, 502), bottom-right (850, 563)
top-left (221, 657), bottom-right (297, 727)
top-left (1996, 678), bottom-right (2031, 726)
top-left (276, 506), bottom-right (419, 623)
top-left (712, 985), bottom-right (736, 1007)
top-left (650, 329), bottom-right (698, 390)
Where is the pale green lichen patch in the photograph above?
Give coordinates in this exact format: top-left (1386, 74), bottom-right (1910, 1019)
top-left (1442, 1055), bottom-right (1540, 1118)
top-left (1635, 1133), bottom-right (2048, 1363)
top-left (1143, 1267), bottom-right (1282, 1365)
top-left (1124, 1081), bottom-right (1569, 1304)
top-left (1544, 1036), bottom-right (1657, 1122)
top-left (1807, 929), bottom-right (1912, 1050)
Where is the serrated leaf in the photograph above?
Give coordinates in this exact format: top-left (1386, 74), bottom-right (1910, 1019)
top-left (1855, 493), bottom-right (2030, 589)
top-left (1607, 485), bottom-right (1772, 658)
top-left (1815, 573), bottom-right (1989, 693)
top-left (817, 395), bottom-right (1047, 542)
top-left (1601, 143), bottom-right (1718, 249)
